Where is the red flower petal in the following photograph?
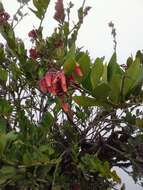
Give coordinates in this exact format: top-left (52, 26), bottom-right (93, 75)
top-left (39, 78), bottom-right (47, 93)
top-left (59, 71), bottom-right (67, 92)
top-left (45, 72), bottom-right (52, 87)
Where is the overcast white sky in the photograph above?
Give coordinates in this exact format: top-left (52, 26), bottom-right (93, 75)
top-left (1, 0), bottom-right (143, 64)
top-left (1, 0), bottom-right (143, 189)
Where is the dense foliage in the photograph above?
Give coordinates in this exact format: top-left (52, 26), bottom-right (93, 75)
top-left (0, 0), bottom-right (143, 189)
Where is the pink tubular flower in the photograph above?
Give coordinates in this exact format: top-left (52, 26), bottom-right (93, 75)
top-left (59, 71), bottom-right (67, 92)
top-left (39, 78), bottom-right (47, 93)
top-left (29, 48), bottom-right (39, 59)
top-left (28, 29), bottom-right (38, 39)
top-left (54, 0), bottom-right (65, 22)
top-left (45, 72), bottom-right (52, 87)
top-left (0, 11), bottom-right (10, 24)
top-left (74, 63), bottom-right (83, 77)
top-left (52, 74), bottom-right (59, 96)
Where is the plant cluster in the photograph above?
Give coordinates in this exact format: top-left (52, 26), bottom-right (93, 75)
top-left (0, 0), bottom-right (143, 190)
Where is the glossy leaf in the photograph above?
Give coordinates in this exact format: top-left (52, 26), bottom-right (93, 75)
top-left (109, 74), bottom-right (122, 103)
top-left (77, 52), bottom-right (91, 80)
top-left (63, 56), bottom-right (76, 75)
top-left (107, 53), bottom-right (123, 82)
top-left (93, 82), bottom-right (111, 100)
top-left (123, 58), bottom-right (143, 98)
top-left (73, 96), bottom-right (109, 108)
top-left (90, 58), bottom-right (104, 89)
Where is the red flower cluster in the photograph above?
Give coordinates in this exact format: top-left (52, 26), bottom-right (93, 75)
top-left (28, 29), bottom-right (38, 40)
top-left (39, 64), bottom-right (83, 112)
top-left (0, 11), bottom-right (10, 24)
top-left (54, 0), bottom-right (65, 23)
top-left (39, 70), bottom-right (68, 96)
top-left (29, 48), bottom-right (39, 59)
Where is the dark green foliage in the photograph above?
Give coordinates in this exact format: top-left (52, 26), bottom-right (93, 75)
top-left (0, 1), bottom-right (142, 189)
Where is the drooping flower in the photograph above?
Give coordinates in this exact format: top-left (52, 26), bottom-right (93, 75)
top-left (54, 0), bottom-right (65, 23)
top-left (59, 71), bottom-right (67, 92)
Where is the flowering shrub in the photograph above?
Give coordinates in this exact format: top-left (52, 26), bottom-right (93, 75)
top-left (0, 0), bottom-right (143, 190)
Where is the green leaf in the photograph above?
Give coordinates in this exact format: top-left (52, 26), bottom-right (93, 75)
top-left (9, 63), bottom-right (21, 80)
top-left (63, 56), bottom-right (76, 75)
top-left (0, 117), bottom-right (6, 133)
top-left (23, 59), bottom-right (38, 79)
top-left (102, 63), bottom-right (108, 82)
top-left (73, 96), bottom-right (98, 107)
top-left (107, 53), bottom-right (123, 82)
top-left (93, 82), bottom-right (111, 100)
top-left (90, 58), bottom-right (104, 89)
top-left (23, 153), bottom-right (33, 165)
top-left (109, 74), bottom-right (122, 103)
top-left (110, 170), bottom-right (121, 184)
top-left (6, 131), bottom-right (18, 142)
top-left (73, 96), bottom-right (109, 108)
top-left (0, 66), bottom-right (8, 81)
top-left (31, 0), bottom-right (50, 19)
top-left (77, 52), bottom-right (91, 80)
top-left (39, 144), bottom-right (54, 155)
top-left (136, 119), bottom-right (143, 128)
top-left (0, 133), bottom-right (7, 156)
top-left (82, 71), bottom-right (93, 92)
top-left (0, 99), bottom-right (13, 115)
top-left (64, 43), bottom-right (76, 61)
top-left (0, 166), bottom-right (16, 184)
top-left (42, 112), bottom-right (54, 128)
top-left (123, 58), bottom-right (143, 98)
top-left (0, 47), bottom-right (5, 62)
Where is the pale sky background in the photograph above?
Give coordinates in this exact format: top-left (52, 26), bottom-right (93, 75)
top-left (1, 0), bottom-right (143, 189)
